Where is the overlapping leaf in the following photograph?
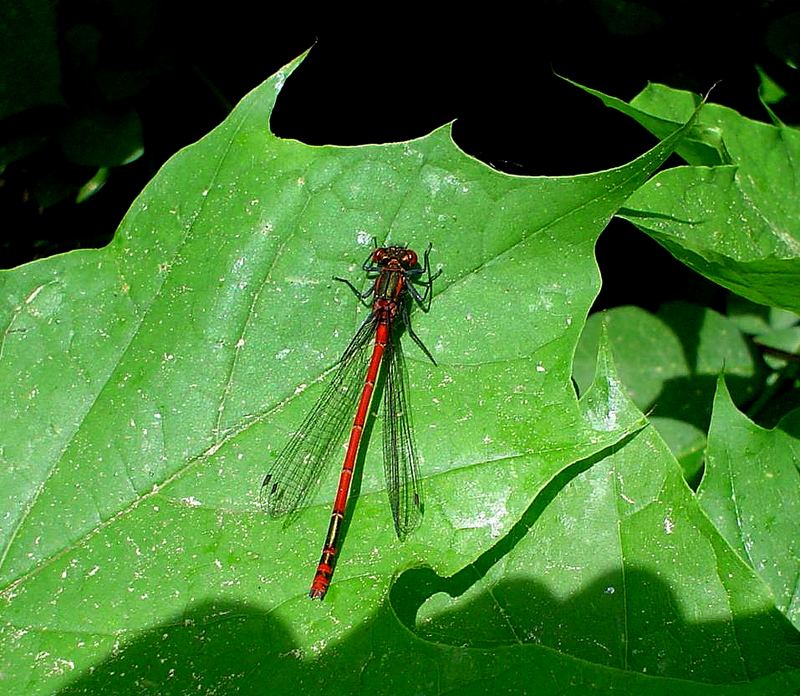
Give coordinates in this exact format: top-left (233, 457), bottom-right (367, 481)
top-left (573, 302), bottom-right (763, 481)
top-left (698, 378), bottom-right (800, 630)
top-left (580, 81), bottom-right (800, 313)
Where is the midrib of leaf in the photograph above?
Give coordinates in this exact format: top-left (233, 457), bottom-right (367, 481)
top-left (710, 537), bottom-right (752, 681)
top-left (724, 450), bottom-right (757, 571)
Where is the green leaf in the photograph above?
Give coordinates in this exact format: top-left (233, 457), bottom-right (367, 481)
top-left (577, 81), bottom-right (800, 313)
top-left (568, 78), bottom-right (727, 166)
top-left (0, 54), bottom-right (715, 692)
top-left (412, 331), bottom-right (800, 686)
top-left (755, 65), bottom-right (787, 127)
top-left (573, 306), bottom-right (684, 410)
top-left (59, 110), bottom-right (144, 167)
top-left (573, 303), bottom-right (762, 476)
top-left (754, 324), bottom-right (800, 357)
top-left (649, 416), bottom-right (706, 485)
top-left (725, 294), bottom-right (800, 374)
top-left (726, 293), bottom-right (799, 336)
top-left (698, 378), bottom-right (800, 629)
top-left (756, 65), bottom-right (787, 107)
top-left (75, 167), bottom-right (110, 204)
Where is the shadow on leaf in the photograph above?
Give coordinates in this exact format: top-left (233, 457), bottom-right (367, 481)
top-left (58, 428), bottom-right (800, 694)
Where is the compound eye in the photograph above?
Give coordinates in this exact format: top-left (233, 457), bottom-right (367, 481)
top-left (372, 248), bottom-right (387, 263)
top-left (403, 250), bottom-right (418, 267)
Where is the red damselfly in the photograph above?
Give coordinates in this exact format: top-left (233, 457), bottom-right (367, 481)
top-left (260, 242), bottom-right (440, 599)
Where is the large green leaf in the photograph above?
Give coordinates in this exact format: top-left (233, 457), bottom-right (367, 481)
top-left (698, 378), bottom-right (800, 630)
top-left (1, 53), bottom-right (762, 693)
top-left (578, 81), bottom-right (800, 313)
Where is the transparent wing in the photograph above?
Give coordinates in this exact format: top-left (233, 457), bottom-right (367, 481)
top-left (260, 315), bottom-right (376, 519)
top-left (382, 336), bottom-right (423, 540)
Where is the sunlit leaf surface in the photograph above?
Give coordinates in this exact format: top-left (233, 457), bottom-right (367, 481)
top-left (579, 81), bottom-right (800, 313)
top-left (698, 379), bottom-right (800, 630)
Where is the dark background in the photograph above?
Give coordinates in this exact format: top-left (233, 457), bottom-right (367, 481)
top-left (2, 1), bottom-right (799, 312)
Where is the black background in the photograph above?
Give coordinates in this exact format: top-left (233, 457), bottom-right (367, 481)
top-left (3, 1), bottom-right (799, 312)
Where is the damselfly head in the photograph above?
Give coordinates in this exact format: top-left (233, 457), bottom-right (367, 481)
top-left (372, 246), bottom-right (418, 270)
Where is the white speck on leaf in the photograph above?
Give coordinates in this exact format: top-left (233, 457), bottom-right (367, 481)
top-left (45, 657), bottom-right (75, 676)
top-left (286, 275), bottom-right (319, 287)
top-left (310, 639), bottom-right (328, 654)
top-left (453, 491), bottom-right (509, 538)
top-left (423, 171), bottom-right (442, 195)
